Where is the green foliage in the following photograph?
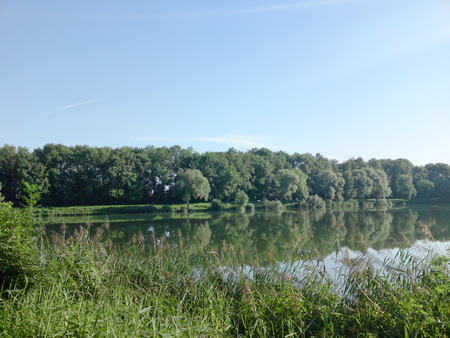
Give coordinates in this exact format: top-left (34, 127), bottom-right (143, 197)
top-left (245, 203), bottom-right (255, 212)
top-left (210, 199), bottom-right (223, 211)
top-left (396, 174), bottom-right (417, 200)
top-left (0, 223), bottom-right (449, 337)
top-left (416, 179), bottom-right (435, 199)
top-left (173, 169), bottom-right (211, 207)
top-left (21, 181), bottom-right (42, 207)
top-left (235, 190), bottom-right (249, 210)
top-left (314, 169), bottom-right (345, 202)
top-left (306, 194), bottom-right (326, 209)
top-left (0, 145), bottom-right (48, 206)
top-left (274, 168), bottom-right (309, 201)
top-left (0, 202), bottom-right (40, 289)
top-left (161, 204), bottom-right (174, 213)
top-left (264, 199), bottom-right (284, 211)
top-left (2, 144), bottom-right (450, 207)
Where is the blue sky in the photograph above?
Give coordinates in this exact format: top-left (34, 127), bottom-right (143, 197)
top-left (1, 0), bottom-right (449, 165)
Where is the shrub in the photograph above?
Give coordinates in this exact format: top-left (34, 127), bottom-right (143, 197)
top-left (307, 195), bottom-right (326, 209)
top-left (210, 199), bottom-right (223, 211)
top-left (0, 202), bottom-right (40, 289)
top-left (264, 200), bottom-right (284, 211)
top-left (235, 191), bottom-right (249, 210)
top-left (161, 205), bottom-right (173, 213)
top-left (245, 203), bottom-right (255, 212)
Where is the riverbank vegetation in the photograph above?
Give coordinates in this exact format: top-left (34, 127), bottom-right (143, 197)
top-left (1, 144), bottom-right (450, 208)
top-left (1, 204), bottom-right (449, 337)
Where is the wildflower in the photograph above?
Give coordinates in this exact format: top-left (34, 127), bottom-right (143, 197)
top-left (282, 273), bottom-right (292, 281)
top-left (243, 285), bottom-right (252, 294)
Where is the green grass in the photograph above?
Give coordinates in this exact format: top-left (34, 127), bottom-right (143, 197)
top-left (1, 221), bottom-right (450, 337)
top-left (38, 198), bottom-right (412, 219)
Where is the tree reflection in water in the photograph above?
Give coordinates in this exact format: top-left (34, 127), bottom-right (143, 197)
top-left (46, 206), bottom-right (450, 266)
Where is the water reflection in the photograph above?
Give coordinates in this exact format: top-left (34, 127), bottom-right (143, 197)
top-left (45, 206), bottom-right (450, 265)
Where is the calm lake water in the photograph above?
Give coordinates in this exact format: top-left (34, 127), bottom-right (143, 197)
top-left (45, 205), bottom-right (450, 266)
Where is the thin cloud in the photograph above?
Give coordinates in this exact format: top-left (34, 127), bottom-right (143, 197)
top-left (166, 0), bottom-right (353, 18)
top-left (196, 135), bottom-right (270, 149)
top-left (130, 134), bottom-right (272, 149)
top-left (43, 97), bottom-right (101, 116)
top-left (9, 0), bottom-right (353, 21)
top-left (370, 3), bottom-right (450, 62)
top-left (343, 3), bottom-right (450, 72)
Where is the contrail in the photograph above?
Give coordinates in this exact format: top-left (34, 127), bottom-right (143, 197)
top-left (43, 97), bottom-right (101, 116)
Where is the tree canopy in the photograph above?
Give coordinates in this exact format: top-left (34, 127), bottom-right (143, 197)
top-left (1, 144), bottom-right (449, 206)
top-left (173, 169), bottom-right (211, 207)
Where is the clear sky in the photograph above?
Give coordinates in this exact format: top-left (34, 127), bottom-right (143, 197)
top-left (1, 0), bottom-right (449, 166)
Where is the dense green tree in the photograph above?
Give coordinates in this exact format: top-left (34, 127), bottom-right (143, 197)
top-left (367, 168), bottom-right (392, 200)
top-left (106, 147), bottom-right (144, 204)
top-left (425, 163), bottom-right (450, 199)
top-left (380, 159), bottom-right (414, 197)
top-left (314, 170), bottom-right (344, 202)
top-left (395, 174), bottom-right (417, 200)
top-left (225, 148), bottom-right (253, 193)
top-left (34, 144), bottom-right (75, 206)
top-left (196, 152), bottom-right (240, 201)
top-left (274, 169), bottom-right (304, 201)
top-left (247, 154), bottom-right (276, 200)
top-left (71, 145), bottom-right (113, 205)
top-left (0, 145), bottom-right (48, 206)
top-left (235, 190), bottom-right (249, 210)
top-left (349, 168), bottom-right (391, 201)
top-left (292, 169), bottom-right (309, 201)
top-left (415, 180), bottom-right (435, 199)
top-left (352, 169), bottom-right (373, 200)
top-left (173, 169), bottom-right (210, 207)
top-left (342, 169), bottom-right (356, 200)
top-left (3, 143), bottom-right (450, 207)
top-left (412, 166), bottom-right (429, 183)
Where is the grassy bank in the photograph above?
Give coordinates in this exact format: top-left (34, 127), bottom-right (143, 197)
top-left (1, 221), bottom-right (449, 337)
top-left (38, 198), bottom-right (411, 218)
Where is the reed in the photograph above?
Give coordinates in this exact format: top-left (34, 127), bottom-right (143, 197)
top-left (1, 222), bottom-right (449, 337)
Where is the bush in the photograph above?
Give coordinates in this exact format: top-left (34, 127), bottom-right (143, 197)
top-left (161, 205), bottom-right (173, 213)
top-left (307, 195), bottom-right (326, 209)
top-left (264, 200), bottom-right (284, 211)
top-left (235, 191), bottom-right (249, 210)
top-left (0, 202), bottom-right (40, 289)
top-left (210, 199), bottom-right (223, 211)
top-left (245, 203), bottom-right (255, 212)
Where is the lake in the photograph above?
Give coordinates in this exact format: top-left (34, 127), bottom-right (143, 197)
top-left (44, 205), bottom-right (450, 266)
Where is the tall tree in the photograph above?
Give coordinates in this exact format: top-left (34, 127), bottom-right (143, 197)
top-left (274, 169), bottom-right (306, 201)
top-left (173, 169), bottom-right (211, 207)
top-left (425, 163), bottom-right (450, 199)
top-left (235, 190), bottom-right (249, 210)
top-left (352, 169), bottom-right (373, 200)
top-left (0, 145), bottom-right (48, 206)
top-left (196, 152), bottom-right (240, 201)
top-left (415, 180), bottom-right (434, 199)
top-left (367, 168), bottom-right (392, 200)
top-left (395, 174), bottom-right (417, 200)
top-left (314, 170), bottom-right (344, 202)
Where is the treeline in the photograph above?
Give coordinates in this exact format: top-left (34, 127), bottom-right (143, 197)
top-left (0, 144), bottom-right (449, 207)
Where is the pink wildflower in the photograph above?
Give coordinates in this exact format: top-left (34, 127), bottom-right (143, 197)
top-left (282, 273), bottom-right (292, 281)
